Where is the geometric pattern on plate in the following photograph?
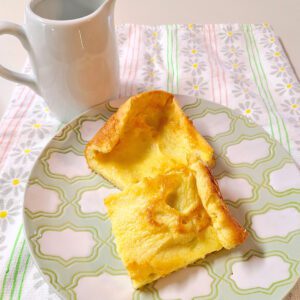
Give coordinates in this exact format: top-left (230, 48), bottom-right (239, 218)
top-left (224, 135), bottom-right (273, 166)
top-left (154, 266), bottom-right (214, 300)
top-left (79, 119), bottom-right (105, 142)
top-left (252, 209), bottom-right (300, 239)
top-left (78, 187), bottom-right (119, 215)
top-left (231, 255), bottom-right (289, 288)
top-left (231, 256), bottom-right (289, 289)
top-left (193, 111), bottom-right (233, 138)
top-left (74, 273), bottom-right (133, 300)
top-left (217, 175), bottom-right (256, 206)
top-left (227, 250), bottom-right (298, 294)
top-left (31, 224), bottom-right (100, 266)
top-left (46, 150), bottom-right (92, 178)
top-left (38, 228), bottom-right (95, 259)
top-left (246, 203), bottom-right (300, 242)
top-left (269, 162), bottom-right (300, 192)
top-left (24, 183), bottom-right (62, 214)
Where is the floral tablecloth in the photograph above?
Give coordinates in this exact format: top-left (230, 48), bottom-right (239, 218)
top-left (0, 23), bottom-right (299, 299)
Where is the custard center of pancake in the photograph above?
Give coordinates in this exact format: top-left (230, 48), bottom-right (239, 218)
top-left (94, 101), bottom-right (194, 185)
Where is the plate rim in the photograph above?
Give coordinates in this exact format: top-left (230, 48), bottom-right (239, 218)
top-left (22, 94), bottom-right (300, 300)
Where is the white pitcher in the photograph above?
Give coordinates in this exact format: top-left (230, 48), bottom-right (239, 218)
top-left (0, 0), bottom-right (119, 122)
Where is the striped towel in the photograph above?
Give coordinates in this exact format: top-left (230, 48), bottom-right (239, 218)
top-left (0, 23), bottom-right (299, 299)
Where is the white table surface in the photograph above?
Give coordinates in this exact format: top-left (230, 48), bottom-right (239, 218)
top-left (0, 0), bottom-right (299, 298)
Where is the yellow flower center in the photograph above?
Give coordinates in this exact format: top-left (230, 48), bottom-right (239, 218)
top-left (24, 149), bottom-right (31, 155)
top-left (192, 63), bottom-right (198, 69)
top-left (191, 49), bottom-right (198, 55)
top-left (269, 37), bottom-right (275, 43)
top-left (279, 67), bottom-right (285, 72)
top-left (230, 47), bottom-right (236, 53)
top-left (243, 88), bottom-right (249, 93)
top-left (153, 43), bottom-right (158, 48)
top-left (149, 56), bottom-right (156, 63)
top-left (232, 63), bottom-right (239, 70)
top-left (291, 104), bottom-right (299, 109)
top-left (263, 22), bottom-right (270, 28)
top-left (33, 123), bottom-right (41, 129)
top-left (149, 71), bottom-right (155, 77)
top-left (274, 51), bottom-right (281, 57)
top-left (193, 85), bottom-right (199, 91)
top-left (286, 83), bottom-right (293, 89)
top-left (245, 109), bottom-right (252, 114)
top-left (44, 107), bottom-right (49, 113)
top-left (227, 31), bottom-right (233, 37)
top-left (0, 210), bottom-right (8, 218)
top-left (188, 23), bottom-right (194, 30)
top-left (152, 31), bottom-right (158, 38)
top-left (12, 178), bottom-right (20, 186)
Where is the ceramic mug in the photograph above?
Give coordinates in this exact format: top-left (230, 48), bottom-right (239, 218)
top-left (0, 0), bottom-right (119, 122)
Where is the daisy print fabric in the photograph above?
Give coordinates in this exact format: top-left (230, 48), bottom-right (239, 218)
top-left (118, 23), bottom-right (300, 161)
top-left (0, 23), bottom-right (299, 299)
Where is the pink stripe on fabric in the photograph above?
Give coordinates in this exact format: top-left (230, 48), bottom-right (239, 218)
top-left (203, 25), bottom-right (215, 102)
top-left (0, 89), bottom-right (31, 164)
top-left (212, 24), bottom-right (229, 106)
top-left (208, 24), bottom-right (222, 104)
top-left (0, 86), bottom-right (27, 148)
top-left (130, 26), bottom-right (142, 96)
top-left (125, 24), bottom-right (137, 97)
top-left (0, 90), bottom-right (35, 166)
top-left (120, 24), bottom-right (133, 97)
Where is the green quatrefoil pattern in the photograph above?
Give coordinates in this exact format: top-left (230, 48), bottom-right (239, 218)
top-left (23, 95), bottom-right (300, 300)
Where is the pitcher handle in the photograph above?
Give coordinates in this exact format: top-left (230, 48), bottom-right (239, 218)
top-left (0, 21), bottom-right (40, 94)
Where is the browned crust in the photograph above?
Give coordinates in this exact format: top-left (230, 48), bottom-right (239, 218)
top-left (88, 113), bottom-right (120, 153)
top-left (191, 162), bottom-right (248, 249)
top-left (85, 90), bottom-right (246, 249)
top-left (86, 90), bottom-right (173, 150)
top-left (84, 90), bottom-right (175, 188)
top-left (85, 90), bottom-right (214, 172)
top-left (172, 100), bottom-right (214, 167)
top-left (85, 95), bottom-right (131, 156)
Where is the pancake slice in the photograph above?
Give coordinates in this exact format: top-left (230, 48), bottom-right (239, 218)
top-left (85, 90), bottom-right (214, 189)
top-left (105, 167), bottom-right (223, 288)
top-left (85, 90), bottom-right (247, 288)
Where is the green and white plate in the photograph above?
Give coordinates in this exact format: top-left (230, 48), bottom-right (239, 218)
top-left (23, 95), bottom-right (300, 300)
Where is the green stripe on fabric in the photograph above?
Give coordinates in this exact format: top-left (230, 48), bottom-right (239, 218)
top-left (248, 24), bottom-right (291, 153)
top-left (17, 255), bottom-right (30, 300)
top-left (245, 24), bottom-right (282, 144)
top-left (167, 24), bottom-right (180, 94)
top-left (0, 225), bottom-right (23, 300)
top-left (166, 25), bottom-right (171, 92)
top-left (175, 25), bottom-right (180, 93)
top-left (10, 240), bottom-right (26, 300)
top-left (170, 25), bottom-right (175, 93)
top-left (242, 25), bottom-right (275, 138)
top-left (245, 25), bottom-right (281, 141)
top-left (246, 27), bottom-right (271, 106)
